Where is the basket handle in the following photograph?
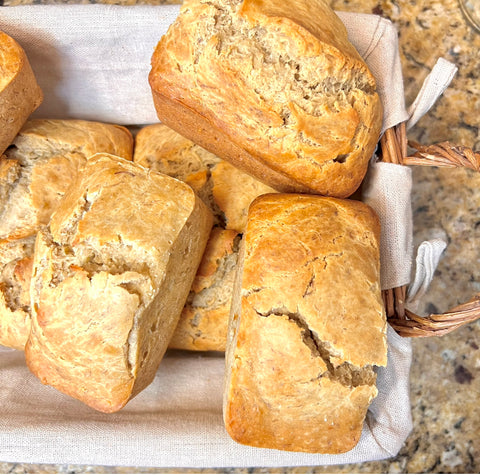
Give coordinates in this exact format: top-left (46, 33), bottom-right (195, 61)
top-left (380, 122), bottom-right (480, 337)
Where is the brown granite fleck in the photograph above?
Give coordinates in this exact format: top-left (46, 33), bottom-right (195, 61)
top-left (454, 364), bottom-right (474, 384)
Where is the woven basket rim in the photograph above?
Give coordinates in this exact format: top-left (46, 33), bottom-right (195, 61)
top-left (380, 121), bottom-right (480, 337)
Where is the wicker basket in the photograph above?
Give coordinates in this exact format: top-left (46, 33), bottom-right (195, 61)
top-left (380, 121), bottom-right (480, 337)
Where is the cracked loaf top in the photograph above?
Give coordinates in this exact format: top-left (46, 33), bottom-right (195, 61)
top-left (224, 194), bottom-right (387, 454)
top-left (149, 0), bottom-right (383, 198)
top-left (25, 153), bottom-right (213, 413)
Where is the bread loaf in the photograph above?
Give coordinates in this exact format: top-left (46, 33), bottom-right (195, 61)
top-left (134, 123), bottom-right (274, 351)
top-left (25, 153), bottom-right (212, 412)
top-left (0, 32), bottom-right (43, 155)
top-left (223, 194), bottom-right (387, 453)
top-left (149, 0), bottom-right (382, 197)
top-left (0, 119), bottom-right (133, 350)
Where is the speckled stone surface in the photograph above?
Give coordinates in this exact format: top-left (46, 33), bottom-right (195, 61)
top-left (1, 0), bottom-right (479, 473)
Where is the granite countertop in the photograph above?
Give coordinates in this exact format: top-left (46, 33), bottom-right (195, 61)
top-left (1, 0), bottom-right (479, 473)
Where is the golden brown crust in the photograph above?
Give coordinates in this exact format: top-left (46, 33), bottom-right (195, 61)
top-left (223, 194), bottom-right (387, 453)
top-left (0, 32), bottom-right (43, 155)
top-left (25, 154), bottom-right (212, 412)
top-left (149, 0), bottom-right (383, 197)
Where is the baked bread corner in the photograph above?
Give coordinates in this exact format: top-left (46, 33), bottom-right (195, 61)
top-left (0, 32), bottom-right (43, 155)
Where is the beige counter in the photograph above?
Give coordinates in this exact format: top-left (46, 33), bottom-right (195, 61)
top-left (1, 0), bottom-right (479, 473)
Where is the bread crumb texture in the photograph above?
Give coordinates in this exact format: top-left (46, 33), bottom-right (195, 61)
top-left (0, 236), bottom-right (34, 349)
top-left (149, 0), bottom-right (382, 197)
top-left (224, 194), bottom-right (387, 453)
top-left (169, 227), bottom-right (241, 351)
top-left (25, 154), bottom-right (212, 412)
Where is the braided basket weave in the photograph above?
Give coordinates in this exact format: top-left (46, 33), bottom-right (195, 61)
top-left (380, 122), bottom-right (480, 337)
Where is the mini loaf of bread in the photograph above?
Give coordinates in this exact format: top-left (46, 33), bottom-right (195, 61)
top-left (1, 119), bottom-right (134, 241)
top-left (0, 119), bottom-right (134, 350)
top-left (149, 0), bottom-right (383, 197)
top-left (224, 194), bottom-right (387, 453)
top-left (25, 154), bottom-right (212, 412)
top-left (0, 31), bottom-right (43, 155)
top-left (134, 123), bottom-right (274, 351)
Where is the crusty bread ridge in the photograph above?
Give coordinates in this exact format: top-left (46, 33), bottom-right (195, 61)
top-left (149, 0), bottom-right (383, 197)
top-left (0, 119), bottom-right (134, 350)
top-left (223, 194), bottom-right (387, 453)
top-left (25, 154), bottom-right (213, 412)
top-left (0, 32), bottom-right (43, 155)
top-left (0, 235), bottom-right (34, 350)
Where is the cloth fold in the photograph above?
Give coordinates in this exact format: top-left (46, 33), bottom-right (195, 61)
top-left (337, 12), bottom-right (410, 133)
top-left (406, 57), bottom-right (458, 131)
top-left (407, 237), bottom-right (448, 311)
top-left (0, 5), bottom-right (414, 467)
top-left (362, 161), bottom-right (414, 290)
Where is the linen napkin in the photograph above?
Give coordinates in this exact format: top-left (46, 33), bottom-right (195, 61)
top-left (0, 5), bottom-right (413, 467)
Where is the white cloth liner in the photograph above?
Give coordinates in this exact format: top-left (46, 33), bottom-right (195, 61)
top-left (407, 238), bottom-right (448, 312)
top-left (0, 4), bottom-right (455, 468)
top-left (0, 4), bottom-right (182, 125)
top-left (362, 161), bottom-right (413, 291)
top-left (406, 58), bottom-right (458, 131)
